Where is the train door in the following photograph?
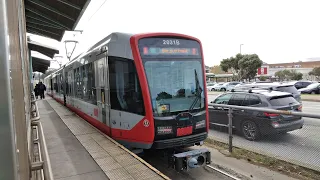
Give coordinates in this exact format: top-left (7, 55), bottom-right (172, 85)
top-left (95, 56), bottom-right (111, 133)
top-left (66, 70), bottom-right (73, 106)
top-left (50, 77), bottom-right (53, 94)
top-left (63, 69), bottom-right (67, 106)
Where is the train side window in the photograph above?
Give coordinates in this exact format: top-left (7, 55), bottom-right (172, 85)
top-left (53, 76), bottom-right (57, 93)
top-left (67, 71), bottom-right (72, 96)
top-left (109, 56), bottom-right (145, 115)
top-left (82, 65), bottom-right (87, 99)
top-left (57, 74), bottom-right (60, 94)
top-left (74, 68), bottom-right (82, 98)
top-left (84, 62), bottom-right (96, 105)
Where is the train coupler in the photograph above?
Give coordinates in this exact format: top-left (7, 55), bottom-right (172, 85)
top-left (171, 148), bottom-right (211, 171)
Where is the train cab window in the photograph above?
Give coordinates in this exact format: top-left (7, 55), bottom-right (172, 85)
top-left (109, 57), bottom-right (145, 115)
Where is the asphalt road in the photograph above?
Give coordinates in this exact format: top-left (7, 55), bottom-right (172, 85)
top-left (208, 94), bottom-right (320, 171)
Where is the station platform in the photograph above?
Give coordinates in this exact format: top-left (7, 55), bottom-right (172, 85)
top-left (38, 97), bottom-right (168, 180)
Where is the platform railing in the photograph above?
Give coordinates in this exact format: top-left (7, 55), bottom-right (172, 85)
top-left (208, 103), bottom-right (320, 153)
top-left (30, 94), bottom-right (40, 121)
top-left (30, 93), bottom-right (53, 180)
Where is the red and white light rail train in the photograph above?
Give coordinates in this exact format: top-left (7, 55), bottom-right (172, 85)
top-left (44, 32), bottom-right (211, 171)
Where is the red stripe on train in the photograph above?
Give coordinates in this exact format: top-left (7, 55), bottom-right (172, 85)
top-left (49, 95), bottom-right (153, 144)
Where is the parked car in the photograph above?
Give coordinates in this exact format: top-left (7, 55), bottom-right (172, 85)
top-left (251, 81), bottom-right (274, 84)
top-left (287, 81), bottom-right (312, 89)
top-left (234, 82), bottom-right (301, 102)
top-left (298, 82), bottom-right (320, 94)
top-left (217, 82), bottom-right (241, 91)
top-left (209, 89), bottom-right (303, 141)
top-left (210, 83), bottom-right (224, 91)
top-left (206, 82), bottom-right (216, 91)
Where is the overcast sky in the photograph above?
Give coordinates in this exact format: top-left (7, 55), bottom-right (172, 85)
top-left (31, 0), bottom-right (320, 69)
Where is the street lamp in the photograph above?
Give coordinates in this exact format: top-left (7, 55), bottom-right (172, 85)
top-left (64, 40), bottom-right (78, 61)
top-left (53, 55), bottom-right (63, 67)
top-left (240, 44), bottom-right (244, 54)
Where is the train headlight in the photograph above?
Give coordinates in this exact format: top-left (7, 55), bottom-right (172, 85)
top-left (195, 120), bottom-right (206, 129)
top-left (157, 126), bottom-right (173, 135)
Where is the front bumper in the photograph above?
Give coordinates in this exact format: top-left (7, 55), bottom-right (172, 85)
top-left (152, 132), bottom-right (208, 149)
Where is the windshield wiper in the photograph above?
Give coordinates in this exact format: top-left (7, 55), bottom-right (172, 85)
top-left (189, 69), bottom-right (203, 112)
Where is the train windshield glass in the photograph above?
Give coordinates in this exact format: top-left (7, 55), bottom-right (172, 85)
top-left (138, 37), bottom-right (205, 116)
top-left (144, 60), bottom-right (205, 116)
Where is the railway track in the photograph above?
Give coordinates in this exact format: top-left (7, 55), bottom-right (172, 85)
top-left (141, 149), bottom-right (247, 180)
top-left (206, 165), bottom-right (243, 180)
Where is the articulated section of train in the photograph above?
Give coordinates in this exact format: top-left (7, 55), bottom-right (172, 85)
top-left (44, 32), bottom-right (211, 171)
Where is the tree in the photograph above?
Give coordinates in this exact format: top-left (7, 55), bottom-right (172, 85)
top-left (220, 53), bottom-right (244, 75)
top-left (275, 69), bottom-right (291, 81)
top-left (309, 67), bottom-right (320, 80)
top-left (275, 69), bottom-right (303, 81)
top-left (220, 53), bottom-right (262, 81)
top-left (290, 70), bottom-right (303, 80)
top-left (259, 76), bottom-right (267, 81)
top-left (238, 54), bottom-right (263, 80)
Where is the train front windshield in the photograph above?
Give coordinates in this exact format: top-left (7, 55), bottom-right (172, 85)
top-left (139, 37), bottom-right (205, 116)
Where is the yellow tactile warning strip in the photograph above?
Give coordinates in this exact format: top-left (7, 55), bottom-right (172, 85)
top-left (46, 99), bottom-right (170, 180)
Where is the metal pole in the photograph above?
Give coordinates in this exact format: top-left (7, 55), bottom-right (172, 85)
top-left (240, 44), bottom-right (243, 54)
top-left (228, 108), bottom-right (233, 153)
top-left (0, 0), bottom-right (18, 179)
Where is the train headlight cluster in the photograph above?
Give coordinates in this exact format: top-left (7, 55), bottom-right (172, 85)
top-left (157, 126), bottom-right (173, 135)
top-left (195, 120), bottom-right (206, 129)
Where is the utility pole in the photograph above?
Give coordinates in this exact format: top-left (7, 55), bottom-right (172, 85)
top-left (240, 44), bottom-right (244, 54)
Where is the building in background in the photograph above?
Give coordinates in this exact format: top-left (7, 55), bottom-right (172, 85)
top-left (264, 60), bottom-right (320, 81)
top-left (206, 65), bottom-right (234, 82)
top-left (206, 59), bottom-right (320, 82)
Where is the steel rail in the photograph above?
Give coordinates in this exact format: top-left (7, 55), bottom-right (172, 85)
top-left (207, 165), bottom-right (241, 180)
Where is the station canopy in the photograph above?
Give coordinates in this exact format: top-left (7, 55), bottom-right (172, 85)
top-left (25, 0), bottom-right (90, 72)
top-left (25, 0), bottom-right (90, 41)
top-left (28, 40), bottom-right (58, 73)
top-left (28, 40), bottom-right (59, 59)
top-left (31, 56), bottom-right (51, 74)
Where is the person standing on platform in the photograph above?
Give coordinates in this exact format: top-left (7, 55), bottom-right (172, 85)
top-left (38, 82), bottom-right (46, 99)
top-left (34, 83), bottom-right (39, 99)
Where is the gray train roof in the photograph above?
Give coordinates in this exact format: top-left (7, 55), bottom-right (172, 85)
top-left (72, 32), bottom-right (133, 63)
top-left (49, 32), bottom-right (135, 77)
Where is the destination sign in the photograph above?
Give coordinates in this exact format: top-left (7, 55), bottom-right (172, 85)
top-left (142, 47), bottom-right (199, 56)
top-left (139, 37), bottom-right (202, 58)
